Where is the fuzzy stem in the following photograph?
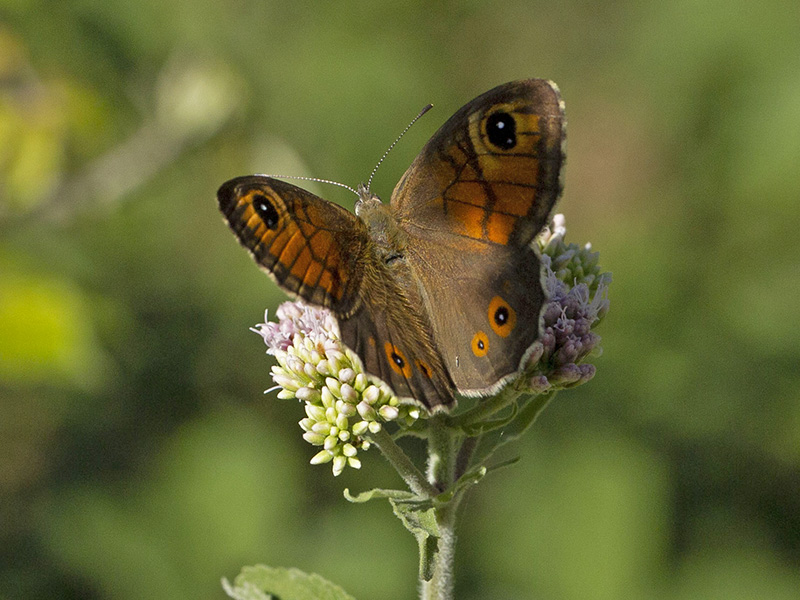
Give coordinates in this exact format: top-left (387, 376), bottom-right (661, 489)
top-left (369, 428), bottom-right (438, 497)
top-left (420, 502), bottom-right (458, 600)
top-left (427, 414), bottom-right (455, 490)
top-left (419, 415), bottom-right (459, 600)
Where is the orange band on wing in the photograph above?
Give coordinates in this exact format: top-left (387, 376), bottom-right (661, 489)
top-left (448, 199), bottom-right (486, 240)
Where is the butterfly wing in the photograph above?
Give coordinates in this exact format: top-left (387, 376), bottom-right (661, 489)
top-left (390, 79), bottom-right (566, 395)
top-left (338, 286), bottom-right (455, 409)
top-left (218, 175), bottom-right (368, 316)
top-left (218, 175), bottom-right (455, 409)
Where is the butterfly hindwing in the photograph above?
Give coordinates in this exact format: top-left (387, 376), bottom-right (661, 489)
top-left (339, 295), bottom-right (455, 409)
top-left (404, 237), bottom-right (546, 394)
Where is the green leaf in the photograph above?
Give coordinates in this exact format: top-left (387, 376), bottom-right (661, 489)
top-left (343, 487), bottom-right (416, 503)
top-left (223, 565), bottom-right (357, 600)
top-left (460, 402), bottom-right (520, 437)
top-left (436, 466), bottom-right (488, 503)
top-left (486, 455), bottom-right (521, 474)
top-left (389, 498), bottom-right (438, 537)
top-left (389, 498), bottom-right (440, 581)
top-left (468, 392), bottom-right (555, 467)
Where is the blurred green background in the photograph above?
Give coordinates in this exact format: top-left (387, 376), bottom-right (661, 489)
top-left (2, 1), bottom-right (799, 598)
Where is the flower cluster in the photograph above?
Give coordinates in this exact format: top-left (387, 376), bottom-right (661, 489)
top-left (522, 214), bottom-right (611, 393)
top-left (252, 302), bottom-right (421, 476)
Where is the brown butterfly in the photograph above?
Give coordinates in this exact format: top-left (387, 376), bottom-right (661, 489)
top-left (217, 79), bottom-right (566, 412)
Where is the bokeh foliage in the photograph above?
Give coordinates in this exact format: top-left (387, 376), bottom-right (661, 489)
top-left (2, 1), bottom-right (799, 599)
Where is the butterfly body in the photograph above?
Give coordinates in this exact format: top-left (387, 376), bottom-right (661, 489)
top-left (218, 79), bottom-right (566, 411)
top-left (354, 186), bottom-right (409, 263)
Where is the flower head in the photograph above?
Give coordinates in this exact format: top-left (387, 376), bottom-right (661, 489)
top-left (253, 302), bottom-right (420, 476)
top-left (521, 214), bottom-right (611, 392)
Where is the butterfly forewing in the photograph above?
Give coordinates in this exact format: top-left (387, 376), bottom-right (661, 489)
top-left (391, 79), bottom-right (565, 248)
top-left (217, 176), bottom-right (368, 316)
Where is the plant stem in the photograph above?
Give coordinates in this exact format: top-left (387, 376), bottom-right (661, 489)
top-left (370, 428), bottom-right (438, 497)
top-left (420, 502), bottom-right (458, 600)
top-left (420, 415), bottom-right (458, 600)
top-left (427, 415), bottom-right (455, 490)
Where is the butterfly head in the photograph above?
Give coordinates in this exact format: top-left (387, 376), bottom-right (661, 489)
top-left (354, 182), bottom-right (383, 216)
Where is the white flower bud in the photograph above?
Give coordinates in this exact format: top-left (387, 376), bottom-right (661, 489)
top-left (321, 386), bottom-right (335, 408)
top-left (335, 414), bottom-right (349, 431)
top-left (338, 368), bottom-right (356, 384)
top-left (357, 401), bottom-right (378, 420)
top-left (296, 387), bottom-right (320, 403)
top-left (340, 383), bottom-right (358, 403)
top-left (342, 443), bottom-right (357, 457)
top-left (363, 385), bottom-right (380, 405)
top-left (305, 404), bottom-right (326, 422)
top-left (378, 405), bottom-right (399, 421)
top-left (311, 421), bottom-right (331, 435)
top-left (310, 450), bottom-right (333, 464)
top-left (332, 455), bottom-right (347, 476)
top-left (303, 432), bottom-right (326, 445)
top-left (352, 421), bottom-right (369, 436)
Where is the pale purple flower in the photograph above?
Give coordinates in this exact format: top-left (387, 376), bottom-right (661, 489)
top-left (525, 214), bottom-right (611, 392)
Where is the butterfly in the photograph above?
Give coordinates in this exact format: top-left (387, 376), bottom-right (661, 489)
top-left (217, 79), bottom-right (566, 412)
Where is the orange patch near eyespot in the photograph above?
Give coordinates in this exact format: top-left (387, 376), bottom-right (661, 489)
top-left (415, 360), bottom-right (432, 379)
top-left (471, 331), bottom-right (489, 357)
top-left (268, 227), bottom-right (293, 257)
top-left (308, 230), bottom-right (335, 259)
top-left (384, 343), bottom-right (412, 378)
top-left (238, 202), bottom-right (255, 222)
top-left (302, 259), bottom-right (324, 290)
top-left (250, 221), bottom-right (268, 247)
top-left (491, 184), bottom-right (537, 217)
top-left (277, 229), bottom-right (305, 267)
top-left (476, 155), bottom-right (539, 188)
top-left (245, 209), bottom-right (263, 232)
top-left (515, 112), bottom-right (542, 136)
top-left (488, 296), bottom-right (516, 337)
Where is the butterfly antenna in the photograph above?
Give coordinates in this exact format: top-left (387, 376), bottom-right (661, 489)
top-left (366, 103), bottom-right (433, 192)
top-left (258, 174), bottom-right (359, 197)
